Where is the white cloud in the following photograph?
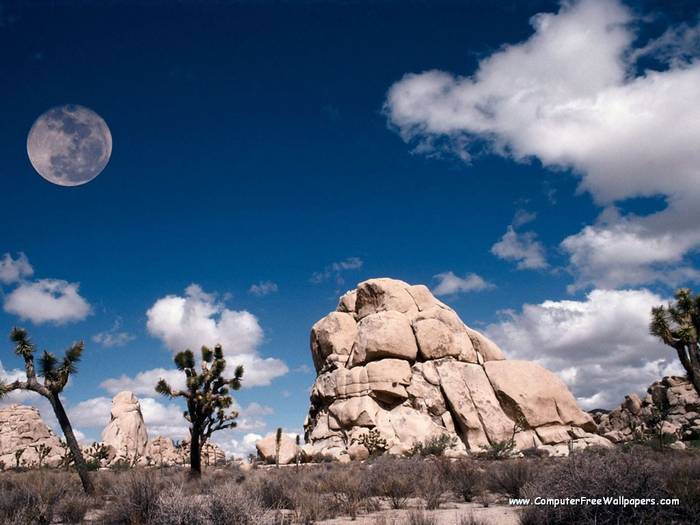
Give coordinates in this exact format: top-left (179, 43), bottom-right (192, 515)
top-left (491, 227), bottom-right (548, 270)
top-left (248, 281), bottom-right (279, 296)
top-left (101, 368), bottom-right (185, 396)
top-left (213, 432), bottom-right (262, 459)
top-left (0, 253), bottom-right (33, 284)
top-left (385, 0), bottom-right (700, 289)
top-left (4, 279), bottom-right (91, 325)
top-left (146, 284), bottom-right (287, 386)
top-left (139, 397), bottom-right (190, 440)
top-left (485, 289), bottom-right (684, 409)
top-left (68, 396), bottom-right (112, 430)
top-left (432, 271), bottom-right (494, 296)
top-left (147, 284), bottom-right (262, 355)
top-left (311, 257), bottom-right (363, 284)
top-left (92, 319), bottom-right (135, 348)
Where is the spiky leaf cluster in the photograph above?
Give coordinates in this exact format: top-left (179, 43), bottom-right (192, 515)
top-left (0, 328), bottom-right (84, 397)
top-left (156, 344), bottom-right (243, 444)
top-left (650, 289), bottom-right (700, 349)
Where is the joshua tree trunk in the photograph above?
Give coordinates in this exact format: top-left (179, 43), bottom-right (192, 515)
top-left (189, 429), bottom-right (202, 479)
top-left (675, 341), bottom-right (700, 396)
top-left (48, 393), bottom-right (94, 495)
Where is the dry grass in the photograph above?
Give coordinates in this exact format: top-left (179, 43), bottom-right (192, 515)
top-left (1, 446), bottom-right (699, 524)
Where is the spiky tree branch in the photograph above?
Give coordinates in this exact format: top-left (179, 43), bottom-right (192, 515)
top-left (0, 328), bottom-right (94, 494)
top-left (155, 344), bottom-right (243, 478)
top-left (650, 289), bottom-right (700, 397)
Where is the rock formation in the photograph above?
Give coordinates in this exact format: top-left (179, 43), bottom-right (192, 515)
top-left (0, 404), bottom-right (63, 469)
top-left (303, 278), bottom-right (610, 460)
top-left (596, 376), bottom-right (700, 448)
top-left (256, 432), bottom-right (300, 465)
top-left (101, 391), bottom-right (149, 462)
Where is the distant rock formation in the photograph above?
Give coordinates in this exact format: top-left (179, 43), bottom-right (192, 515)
top-left (256, 432), bottom-right (299, 465)
top-left (101, 391), bottom-right (148, 462)
top-left (596, 376), bottom-right (700, 448)
top-left (303, 278), bottom-right (610, 460)
top-left (0, 404), bottom-right (63, 469)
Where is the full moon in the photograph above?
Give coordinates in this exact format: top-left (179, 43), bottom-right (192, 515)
top-left (27, 105), bottom-right (112, 186)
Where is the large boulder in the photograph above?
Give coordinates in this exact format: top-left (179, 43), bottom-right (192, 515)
top-left (0, 405), bottom-right (63, 469)
top-left (304, 278), bottom-right (608, 460)
top-left (101, 391), bottom-right (148, 462)
top-left (256, 433), bottom-right (299, 465)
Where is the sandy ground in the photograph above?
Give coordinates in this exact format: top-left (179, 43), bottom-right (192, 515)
top-left (317, 501), bottom-right (522, 525)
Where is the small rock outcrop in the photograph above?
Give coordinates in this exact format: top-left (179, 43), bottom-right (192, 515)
top-left (596, 376), bottom-right (700, 448)
top-left (256, 432), bottom-right (300, 465)
top-left (101, 391), bottom-right (148, 462)
top-left (304, 278), bottom-right (609, 459)
top-left (0, 404), bottom-right (63, 469)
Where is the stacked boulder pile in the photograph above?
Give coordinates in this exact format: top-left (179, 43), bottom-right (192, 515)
top-left (0, 405), bottom-right (64, 469)
top-left (302, 278), bottom-right (610, 461)
top-left (596, 376), bottom-right (700, 448)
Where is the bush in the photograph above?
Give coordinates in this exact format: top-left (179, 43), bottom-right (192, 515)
top-left (449, 460), bottom-right (484, 502)
top-left (410, 434), bottom-right (456, 457)
top-left (318, 463), bottom-right (371, 518)
top-left (415, 459), bottom-right (450, 509)
top-left (102, 470), bottom-right (164, 524)
top-left (0, 471), bottom-right (74, 525)
top-left (520, 447), bottom-right (678, 524)
top-left (366, 456), bottom-right (416, 509)
top-left (486, 460), bottom-right (532, 499)
top-left (55, 494), bottom-right (92, 524)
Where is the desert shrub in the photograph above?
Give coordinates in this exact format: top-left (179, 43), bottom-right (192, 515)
top-left (520, 448), bottom-right (677, 524)
top-left (449, 460), bottom-right (484, 502)
top-left (486, 460), bottom-right (532, 499)
top-left (317, 463), bottom-right (371, 518)
top-left (150, 482), bottom-right (270, 525)
top-left (415, 459), bottom-right (450, 509)
top-left (209, 482), bottom-right (270, 525)
top-left (0, 471), bottom-right (74, 525)
top-left (55, 494), bottom-right (92, 524)
top-left (356, 428), bottom-right (389, 457)
top-left (662, 452), bottom-right (700, 522)
top-left (410, 433), bottom-right (457, 457)
top-left (102, 470), bottom-right (165, 524)
top-left (247, 474), bottom-right (294, 510)
top-left (407, 510), bottom-right (439, 525)
top-left (366, 456), bottom-right (416, 509)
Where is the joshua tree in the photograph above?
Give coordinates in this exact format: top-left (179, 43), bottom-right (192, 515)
top-left (295, 434), bottom-right (301, 469)
top-left (32, 443), bottom-right (52, 468)
top-left (650, 288), bottom-right (700, 396)
top-left (155, 344), bottom-right (242, 478)
top-left (14, 448), bottom-right (24, 469)
top-left (0, 328), bottom-right (94, 494)
top-left (275, 427), bottom-right (282, 468)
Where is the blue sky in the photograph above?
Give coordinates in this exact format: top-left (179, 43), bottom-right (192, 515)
top-left (2, 0), bottom-right (700, 457)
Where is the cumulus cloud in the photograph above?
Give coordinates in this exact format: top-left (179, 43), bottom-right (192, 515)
top-left (68, 396), bottom-right (112, 430)
top-left (432, 271), bottom-right (494, 296)
top-left (3, 279), bottom-right (91, 325)
top-left (92, 319), bottom-right (135, 348)
top-left (147, 284), bottom-right (263, 355)
top-left (0, 252), bottom-right (33, 284)
top-left (100, 368), bottom-right (185, 396)
top-left (311, 257), bottom-right (363, 284)
top-left (248, 281), bottom-right (279, 296)
top-left (385, 0), bottom-right (700, 289)
top-left (485, 289), bottom-right (684, 409)
top-left (491, 216), bottom-right (548, 270)
top-left (213, 432), bottom-right (262, 459)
